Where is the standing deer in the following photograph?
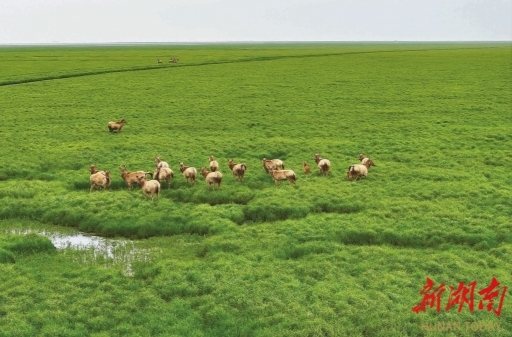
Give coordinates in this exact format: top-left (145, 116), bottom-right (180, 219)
top-left (107, 119), bottom-right (127, 133)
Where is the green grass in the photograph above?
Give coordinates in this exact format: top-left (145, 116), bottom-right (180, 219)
top-left (0, 42), bottom-right (511, 336)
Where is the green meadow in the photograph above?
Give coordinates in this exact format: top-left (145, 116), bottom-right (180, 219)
top-left (0, 42), bottom-right (511, 336)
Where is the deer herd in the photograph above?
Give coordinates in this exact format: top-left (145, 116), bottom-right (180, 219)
top-left (157, 58), bottom-right (179, 64)
top-left (97, 119), bottom-right (376, 199)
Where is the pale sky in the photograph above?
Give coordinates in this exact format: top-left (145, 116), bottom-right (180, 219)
top-left (1, 0), bottom-right (511, 44)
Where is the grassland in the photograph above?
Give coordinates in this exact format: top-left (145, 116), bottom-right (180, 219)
top-left (0, 42), bottom-right (511, 336)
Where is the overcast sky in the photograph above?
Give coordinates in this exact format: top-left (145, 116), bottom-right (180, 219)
top-left (1, 0), bottom-right (511, 44)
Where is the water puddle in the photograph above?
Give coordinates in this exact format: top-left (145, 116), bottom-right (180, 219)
top-left (49, 232), bottom-right (124, 252)
top-left (4, 229), bottom-right (152, 276)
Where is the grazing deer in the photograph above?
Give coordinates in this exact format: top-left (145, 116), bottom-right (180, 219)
top-left (119, 165), bottom-right (152, 190)
top-left (209, 155), bottom-right (219, 172)
top-left (157, 59), bottom-right (163, 64)
top-left (228, 159), bottom-right (247, 182)
top-left (200, 167), bottom-right (223, 190)
top-left (268, 168), bottom-right (296, 185)
top-left (107, 119), bottom-right (127, 133)
top-left (90, 170), bottom-right (111, 192)
top-left (179, 162), bottom-right (197, 185)
top-left (347, 159), bottom-right (375, 181)
top-left (262, 158), bottom-right (284, 173)
top-left (303, 162), bottom-right (311, 174)
top-left (314, 154), bottom-right (331, 176)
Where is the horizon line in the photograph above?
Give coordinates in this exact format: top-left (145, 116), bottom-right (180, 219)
top-left (1, 40), bottom-right (511, 47)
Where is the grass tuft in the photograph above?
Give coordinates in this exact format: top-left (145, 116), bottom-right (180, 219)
top-left (0, 233), bottom-right (55, 256)
top-left (0, 248), bottom-right (15, 263)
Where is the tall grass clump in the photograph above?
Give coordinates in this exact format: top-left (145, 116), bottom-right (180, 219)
top-left (0, 248), bottom-right (15, 264)
top-left (243, 200), bottom-right (310, 223)
top-left (0, 233), bottom-right (55, 257)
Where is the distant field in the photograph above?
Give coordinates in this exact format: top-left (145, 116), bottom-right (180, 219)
top-left (0, 43), bottom-right (511, 336)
